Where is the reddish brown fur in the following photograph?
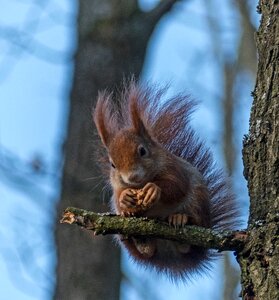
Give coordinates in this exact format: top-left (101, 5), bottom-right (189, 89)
top-left (93, 79), bottom-right (240, 280)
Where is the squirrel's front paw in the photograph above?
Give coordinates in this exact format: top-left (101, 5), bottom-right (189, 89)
top-left (140, 182), bottom-right (161, 209)
top-left (119, 188), bottom-right (138, 215)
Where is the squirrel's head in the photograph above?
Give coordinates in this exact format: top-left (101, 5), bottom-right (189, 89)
top-left (107, 128), bottom-right (165, 188)
top-left (93, 80), bottom-right (189, 187)
top-left (93, 87), bottom-right (166, 187)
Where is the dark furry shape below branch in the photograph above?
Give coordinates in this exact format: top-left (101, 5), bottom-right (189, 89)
top-left (61, 207), bottom-right (246, 252)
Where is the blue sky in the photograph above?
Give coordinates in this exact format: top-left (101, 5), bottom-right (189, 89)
top-left (0, 1), bottom-right (75, 299)
top-left (0, 0), bottom-right (258, 299)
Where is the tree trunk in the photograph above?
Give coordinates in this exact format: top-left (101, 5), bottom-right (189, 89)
top-left (54, 1), bottom-right (177, 299)
top-left (240, 0), bottom-right (279, 299)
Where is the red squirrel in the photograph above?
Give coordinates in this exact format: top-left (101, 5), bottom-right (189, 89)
top-left (93, 79), bottom-right (239, 280)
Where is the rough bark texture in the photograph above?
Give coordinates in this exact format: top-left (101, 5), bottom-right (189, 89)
top-left (54, 1), bottom-right (177, 299)
top-left (241, 0), bottom-right (279, 299)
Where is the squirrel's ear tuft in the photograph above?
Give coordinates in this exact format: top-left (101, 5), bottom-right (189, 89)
top-left (93, 91), bottom-right (116, 147)
top-left (127, 83), bottom-right (151, 139)
top-left (133, 115), bottom-right (150, 138)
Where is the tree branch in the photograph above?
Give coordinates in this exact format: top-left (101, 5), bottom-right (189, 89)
top-left (61, 207), bottom-right (247, 252)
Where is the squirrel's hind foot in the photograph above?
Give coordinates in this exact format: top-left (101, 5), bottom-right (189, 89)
top-left (132, 238), bottom-right (156, 258)
top-left (168, 213), bottom-right (189, 228)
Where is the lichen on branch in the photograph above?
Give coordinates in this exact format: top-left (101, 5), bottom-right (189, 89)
top-left (61, 207), bottom-right (246, 252)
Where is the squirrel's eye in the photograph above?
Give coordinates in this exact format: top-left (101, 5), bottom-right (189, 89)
top-left (138, 145), bottom-right (148, 157)
top-left (110, 161), bottom-right (116, 169)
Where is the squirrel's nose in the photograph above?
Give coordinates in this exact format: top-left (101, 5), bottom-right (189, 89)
top-left (128, 173), bottom-right (142, 183)
top-left (122, 169), bottom-right (145, 185)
